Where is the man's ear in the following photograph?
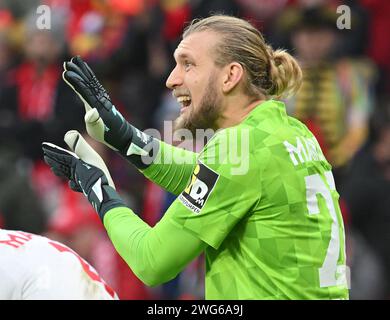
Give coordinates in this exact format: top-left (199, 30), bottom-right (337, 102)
top-left (222, 62), bottom-right (244, 94)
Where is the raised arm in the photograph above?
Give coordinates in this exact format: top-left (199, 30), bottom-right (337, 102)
top-left (41, 133), bottom-right (206, 286)
top-left (62, 56), bottom-right (195, 194)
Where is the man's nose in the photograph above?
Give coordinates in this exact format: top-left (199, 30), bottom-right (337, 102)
top-left (166, 66), bottom-right (183, 90)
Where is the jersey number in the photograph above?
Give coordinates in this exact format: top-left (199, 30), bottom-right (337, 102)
top-left (305, 171), bottom-right (346, 288)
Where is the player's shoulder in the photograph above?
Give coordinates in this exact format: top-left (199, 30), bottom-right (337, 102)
top-left (197, 127), bottom-right (261, 180)
top-left (0, 229), bottom-right (62, 256)
top-left (198, 100), bottom-right (310, 175)
top-left (0, 229), bottom-right (37, 245)
top-left (241, 99), bottom-right (309, 145)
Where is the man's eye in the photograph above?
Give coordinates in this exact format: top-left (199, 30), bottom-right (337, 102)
top-left (184, 62), bottom-right (192, 70)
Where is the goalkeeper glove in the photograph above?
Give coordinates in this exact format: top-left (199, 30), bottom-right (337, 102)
top-left (62, 56), bottom-right (158, 169)
top-left (64, 130), bottom-right (116, 188)
top-left (42, 130), bottom-right (125, 220)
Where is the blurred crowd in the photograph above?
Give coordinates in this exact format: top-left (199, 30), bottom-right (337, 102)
top-left (0, 0), bottom-right (389, 300)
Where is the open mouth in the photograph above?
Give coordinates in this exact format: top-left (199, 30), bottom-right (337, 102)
top-left (177, 95), bottom-right (191, 112)
top-left (177, 96), bottom-right (191, 108)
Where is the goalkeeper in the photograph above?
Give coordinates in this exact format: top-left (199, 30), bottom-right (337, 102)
top-left (43, 15), bottom-right (349, 299)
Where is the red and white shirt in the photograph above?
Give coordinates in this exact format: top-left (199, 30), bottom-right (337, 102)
top-left (0, 229), bottom-right (118, 300)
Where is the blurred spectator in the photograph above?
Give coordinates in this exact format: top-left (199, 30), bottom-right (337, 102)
top-left (236, 0), bottom-right (288, 36)
top-left (0, 9), bottom-right (84, 163)
top-left (346, 228), bottom-right (386, 299)
top-left (270, 0), bottom-right (370, 60)
top-left (341, 97), bottom-right (390, 298)
top-left (0, 12), bottom-right (14, 77)
top-left (276, 5), bottom-right (375, 185)
top-left (0, 0), bottom-right (39, 19)
top-left (0, 145), bottom-right (46, 234)
top-left (191, 0), bottom-right (241, 19)
top-left (360, 0), bottom-right (390, 94)
top-left (66, 0), bottom-right (134, 61)
top-left (334, 0), bottom-right (370, 58)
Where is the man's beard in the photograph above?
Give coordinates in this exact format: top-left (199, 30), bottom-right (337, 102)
top-left (174, 76), bottom-right (222, 136)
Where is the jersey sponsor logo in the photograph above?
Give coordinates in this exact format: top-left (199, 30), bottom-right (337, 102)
top-left (179, 162), bottom-right (219, 214)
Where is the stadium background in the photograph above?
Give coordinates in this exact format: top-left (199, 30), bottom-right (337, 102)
top-left (0, 0), bottom-right (389, 299)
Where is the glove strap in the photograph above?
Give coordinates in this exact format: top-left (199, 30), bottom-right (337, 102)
top-left (101, 107), bottom-right (159, 169)
top-left (120, 125), bottom-right (160, 170)
top-left (77, 169), bottom-right (126, 221)
top-left (98, 185), bottom-right (127, 221)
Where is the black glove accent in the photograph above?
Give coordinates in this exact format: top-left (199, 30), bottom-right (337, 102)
top-left (122, 126), bottom-right (160, 169)
top-left (64, 57), bottom-right (132, 151)
top-left (42, 142), bottom-right (125, 220)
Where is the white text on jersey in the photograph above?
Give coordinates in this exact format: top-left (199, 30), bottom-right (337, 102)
top-left (284, 136), bottom-right (325, 166)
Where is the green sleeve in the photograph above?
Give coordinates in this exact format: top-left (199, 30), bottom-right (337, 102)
top-left (140, 140), bottom-right (198, 195)
top-left (103, 206), bottom-right (207, 287)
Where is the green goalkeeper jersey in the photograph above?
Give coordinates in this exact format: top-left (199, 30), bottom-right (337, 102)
top-left (161, 100), bottom-right (348, 299)
top-left (104, 99), bottom-right (349, 300)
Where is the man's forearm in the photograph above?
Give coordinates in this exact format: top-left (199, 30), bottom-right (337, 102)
top-left (103, 206), bottom-right (206, 286)
top-left (140, 140), bottom-right (198, 195)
